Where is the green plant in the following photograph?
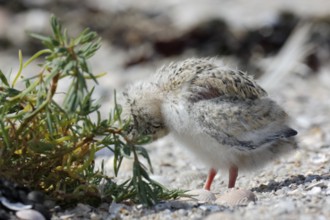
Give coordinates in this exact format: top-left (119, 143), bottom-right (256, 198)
top-left (0, 16), bottom-right (184, 207)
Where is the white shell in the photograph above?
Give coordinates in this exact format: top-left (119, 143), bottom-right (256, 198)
top-left (188, 189), bottom-right (216, 203)
top-left (216, 189), bottom-right (256, 206)
top-left (16, 209), bottom-right (46, 220)
top-left (0, 197), bottom-right (32, 211)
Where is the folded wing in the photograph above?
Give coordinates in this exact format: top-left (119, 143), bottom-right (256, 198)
top-left (183, 66), bottom-right (297, 152)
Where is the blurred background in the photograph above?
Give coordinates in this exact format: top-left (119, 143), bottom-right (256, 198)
top-left (0, 0), bottom-right (330, 181)
top-left (1, 1), bottom-right (330, 84)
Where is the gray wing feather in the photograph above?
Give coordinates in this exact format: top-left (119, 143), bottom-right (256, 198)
top-left (186, 68), bottom-right (267, 102)
top-left (189, 97), bottom-right (297, 152)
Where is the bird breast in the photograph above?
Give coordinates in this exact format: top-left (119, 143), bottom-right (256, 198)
top-left (161, 95), bottom-right (238, 170)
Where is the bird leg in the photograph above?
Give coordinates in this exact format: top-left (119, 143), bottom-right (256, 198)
top-left (204, 168), bottom-right (217, 191)
top-left (228, 165), bottom-right (238, 188)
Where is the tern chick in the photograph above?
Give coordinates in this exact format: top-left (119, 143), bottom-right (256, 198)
top-left (119, 58), bottom-right (297, 190)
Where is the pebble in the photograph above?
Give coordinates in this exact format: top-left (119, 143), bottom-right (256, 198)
top-left (16, 209), bottom-right (46, 220)
top-left (215, 189), bottom-right (257, 206)
top-left (199, 204), bottom-right (223, 212)
top-left (305, 174), bottom-right (322, 183)
top-left (176, 209), bottom-right (188, 216)
top-left (108, 201), bottom-right (130, 217)
top-left (27, 191), bottom-right (45, 204)
top-left (154, 202), bottom-right (170, 211)
top-left (307, 187), bottom-right (322, 195)
top-left (90, 212), bottom-right (102, 220)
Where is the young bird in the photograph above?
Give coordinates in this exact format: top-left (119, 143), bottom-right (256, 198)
top-left (119, 58), bottom-right (297, 191)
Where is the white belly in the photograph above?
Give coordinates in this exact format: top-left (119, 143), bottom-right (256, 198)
top-left (162, 97), bottom-right (237, 170)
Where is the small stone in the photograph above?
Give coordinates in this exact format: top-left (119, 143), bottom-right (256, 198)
top-left (90, 212), bottom-right (102, 220)
top-left (154, 202), bottom-right (169, 211)
top-left (27, 191), bottom-right (45, 204)
top-left (108, 202), bottom-right (130, 215)
top-left (16, 209), bottom-right (46, 220)
top-left (199, 204), bottom-right (222, 212)
top-left (177, 209), bottom-right (188, 216)
top-left (136, 204), bottom-right (144, 209)
top-left (188, 189), bottom-right (216, 203)
top-left (305, 174), bottom-right (321, 183)
top-left (307, 187), bottom-right (322, 195)
top-left (168, 200), bottom-right (194, 209)
top-left (215, 189), bottom-right (257, 206)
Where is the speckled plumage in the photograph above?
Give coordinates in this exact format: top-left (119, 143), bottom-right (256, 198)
top-left (119, 58), bottom-right (297, 189)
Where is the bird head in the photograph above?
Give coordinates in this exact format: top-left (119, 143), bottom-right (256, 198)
top-left (117, 81), bottom-right (168, 141)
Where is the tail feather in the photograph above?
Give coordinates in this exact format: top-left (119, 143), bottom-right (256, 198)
top-left (264, 127), bottom-right (297, 143)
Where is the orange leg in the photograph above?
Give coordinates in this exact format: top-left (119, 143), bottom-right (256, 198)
top-left (228, 165), bottom-right (238, 188)
top-left (204, 168), bottom-right (217, 191)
